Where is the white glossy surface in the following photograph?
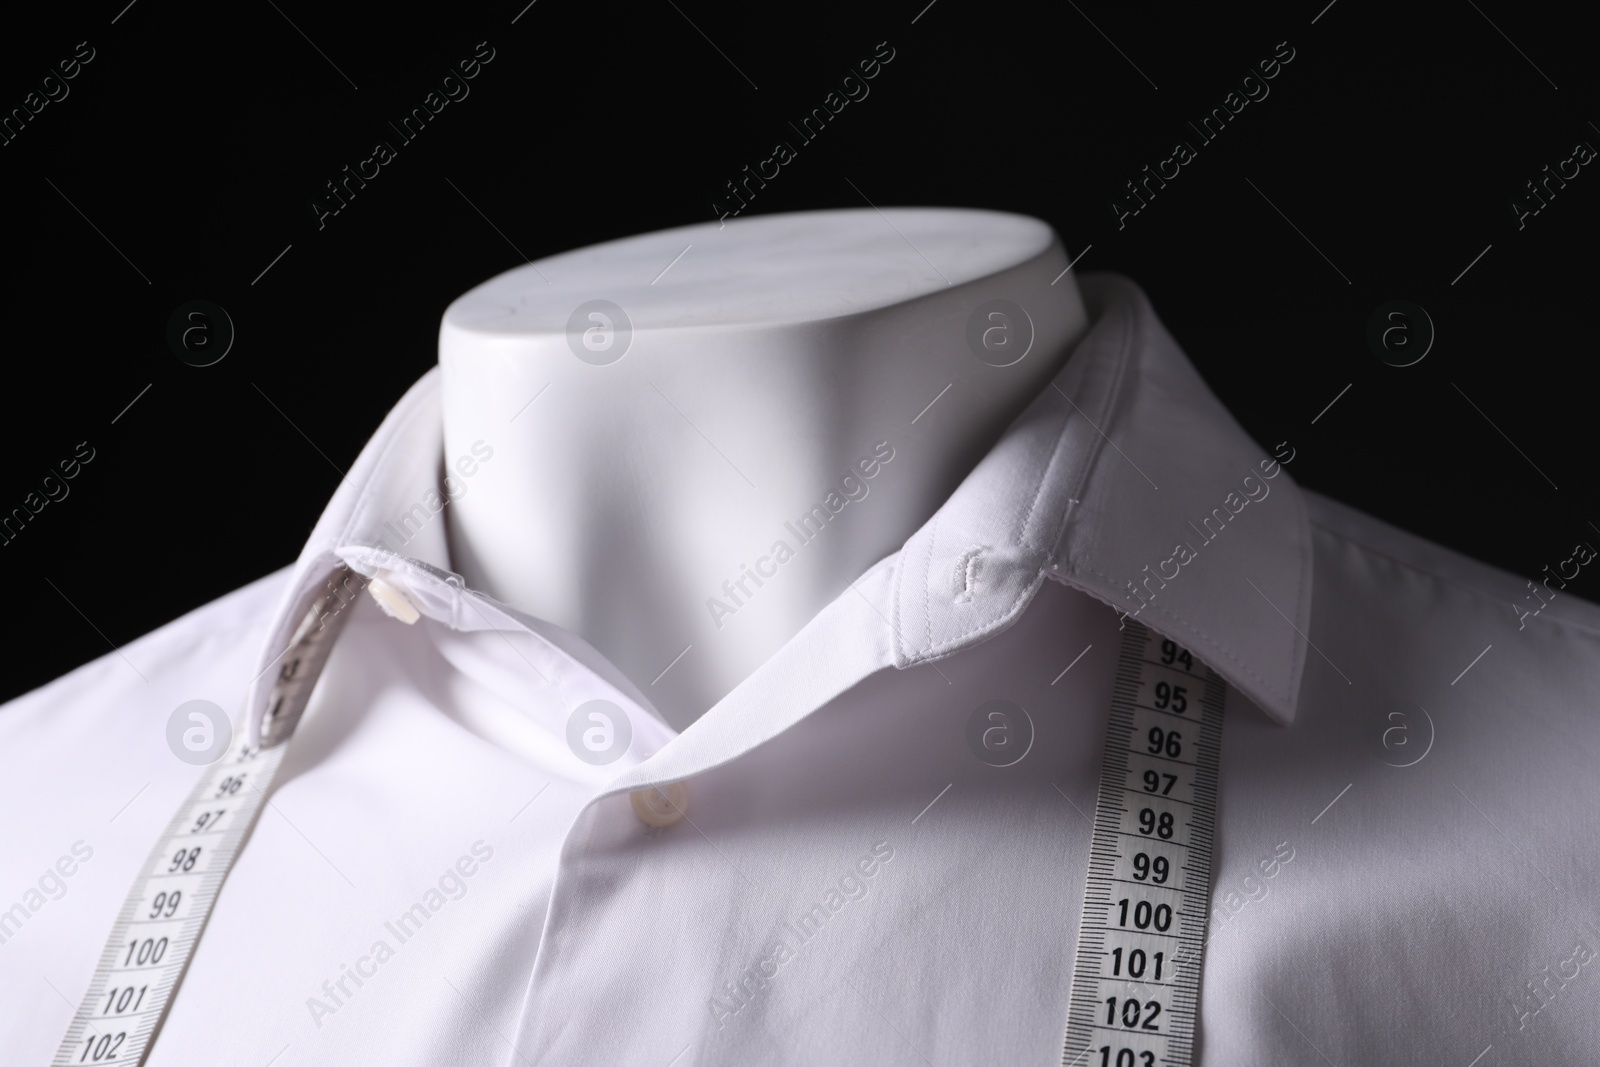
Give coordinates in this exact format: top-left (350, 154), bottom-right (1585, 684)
top-left (439, 208), bottom-right (1088, 728)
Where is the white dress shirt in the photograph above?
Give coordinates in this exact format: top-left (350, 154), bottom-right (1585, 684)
top-left (3, 274), bottom-right (1597, 1066)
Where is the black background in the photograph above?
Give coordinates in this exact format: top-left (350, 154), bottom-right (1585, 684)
top-left (1, 0), bottom-right (1594, 703)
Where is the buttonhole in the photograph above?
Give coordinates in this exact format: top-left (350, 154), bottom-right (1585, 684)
top-left (954, 545), bottom-right (984, 603)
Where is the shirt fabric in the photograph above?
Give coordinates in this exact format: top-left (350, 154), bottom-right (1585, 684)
top-left (3, 273), bottom-right (1598, 1066)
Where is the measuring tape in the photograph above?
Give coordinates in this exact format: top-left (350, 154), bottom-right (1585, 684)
top-left (53, 567), bottom-right (364, 1066)
top-left (54, 569), bottom-right (1220, 1065)
top-left (1061, 619), bottom-right (1226, 1067)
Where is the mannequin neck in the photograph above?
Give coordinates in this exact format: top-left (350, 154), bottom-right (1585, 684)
top-left (438, 209), bottom-right (1088, 731)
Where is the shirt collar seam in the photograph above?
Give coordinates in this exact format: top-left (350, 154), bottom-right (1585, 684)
top-left (1017, 287), bottom-right (1138, 556)
top-left (337, 370), bottom-right (444, 556)
top-left (1310, 515), bottom-right (1600, 640)
top-left (1070, 563), bottom-right (1289, 706)
top-left (899, 275), bottom-right (1142, 665)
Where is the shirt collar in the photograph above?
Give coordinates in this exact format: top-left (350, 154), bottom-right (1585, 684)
top-left (890, 273), bottom-right (1312, 723)
top-left (245, 271), bottom-right (1312, 749)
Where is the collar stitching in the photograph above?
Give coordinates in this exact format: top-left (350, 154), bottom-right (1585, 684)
top-left (1072, 565), bottom-right (1285, 703)
top-left (910, 564), bottom-right (1053, 659)
top-left (1039, 281), bottom-right (1140, 555)
top-left (336, 372), bottom-right (443, 555)
top-left (898, 278), bottom-right (1141, 666)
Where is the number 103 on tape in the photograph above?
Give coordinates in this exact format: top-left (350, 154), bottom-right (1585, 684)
top-left (1061, 620), bottom-right (1226, 1067)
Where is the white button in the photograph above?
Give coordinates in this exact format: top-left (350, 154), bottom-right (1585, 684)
top-left (630, 782), bottom-right (689, 828)
top-left (366, 575), bottom-right (420, 625)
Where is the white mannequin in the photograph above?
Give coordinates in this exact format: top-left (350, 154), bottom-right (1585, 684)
top-left (440, 207), bottom-right (1089, 730)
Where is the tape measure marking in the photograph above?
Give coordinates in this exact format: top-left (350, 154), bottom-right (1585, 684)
top-left (54, 567), bottom-right (364, 1066)
top-left (1061, 619), bottom-right (1226, 1067)
top-left (57, 574), bottom-right (1221, 1065)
